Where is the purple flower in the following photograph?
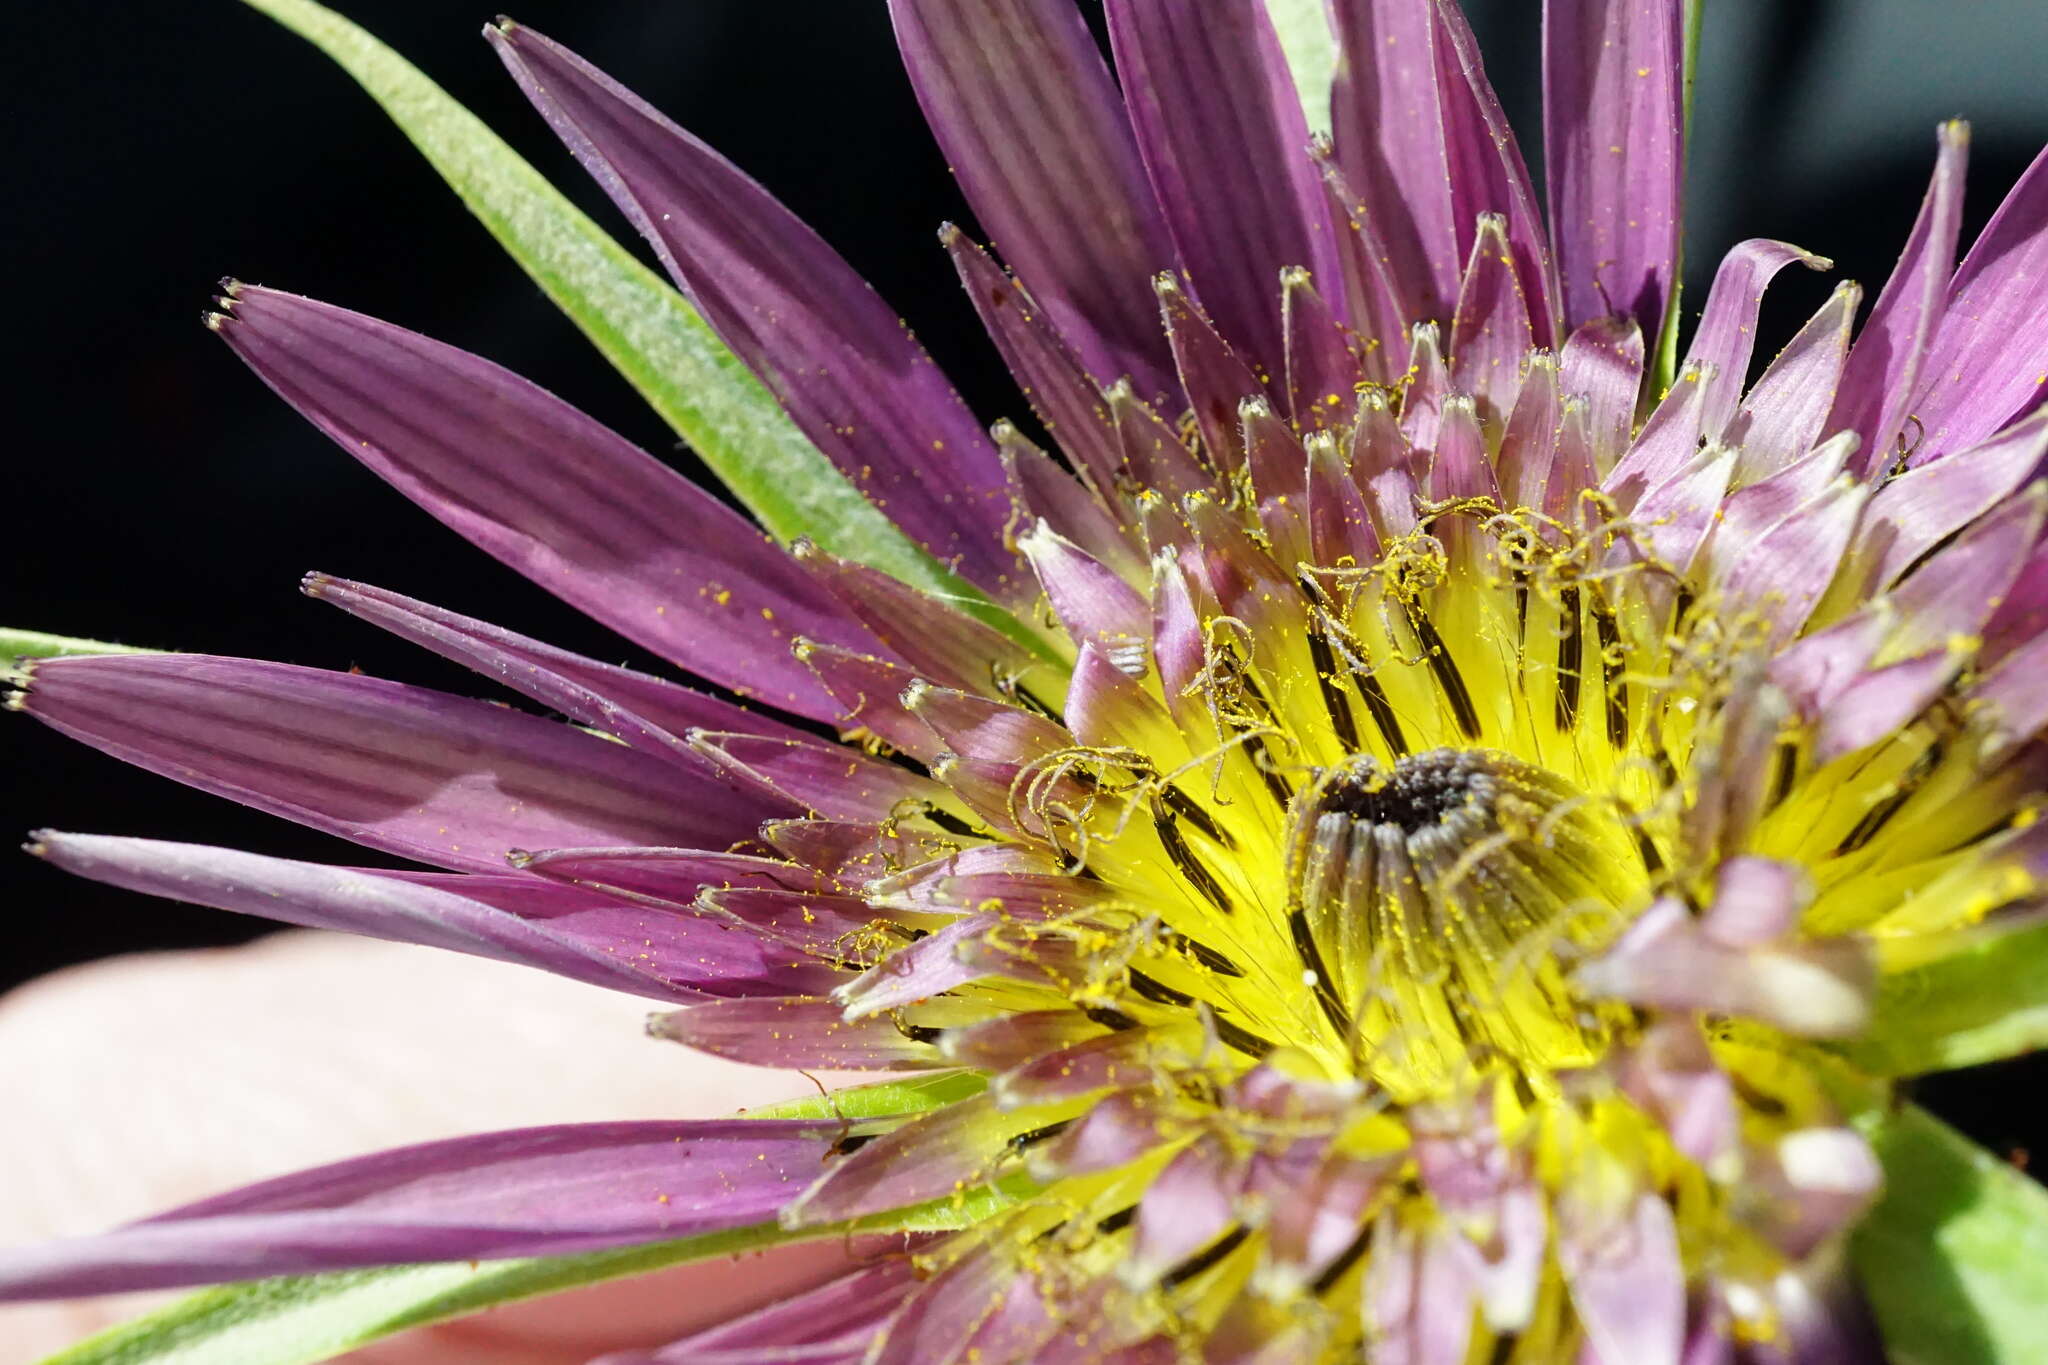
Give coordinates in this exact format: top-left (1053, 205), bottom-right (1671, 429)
top-left (8, 0), bottom-right (2048, 1360)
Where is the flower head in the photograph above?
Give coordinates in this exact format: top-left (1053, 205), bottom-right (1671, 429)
top-left (8, 1), bottom-right (2048, 1362)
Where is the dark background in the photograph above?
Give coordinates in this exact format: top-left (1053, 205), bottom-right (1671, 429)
top-left (4, 1), bottom-right (2046, 1153)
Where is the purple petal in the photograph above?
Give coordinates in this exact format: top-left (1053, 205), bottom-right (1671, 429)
top-left (689, 731), bottom-right (961, 824)
top-left (1497, 352), bottom-right (1562, 510)
top-left (389, 866), bottom-right (848, 998)
top-left (1108, 380), bottom-right (1213, 500)
top-left (1558, 317), bottom-right (1646, 474)
top-left (649, 996), bottom-right (941, 1071)
top-left (1307, 431), bottom-right (1385, 569)
top-left (306, 575), bottom-right (807, 755)
top-left (1354, 389), bottom-right (1424, 541)
top-left (1128, 1137), bottom-right (1243, 1286)
top-left (938, 1010), bottom-right (1110, 1070)
top-left (1158, 271), bottom-right (1267, 472)
top-left (996, 421), bottom-right (1147, 584)
top-left (798, 640), bottom-right (947, 763)
top-left (1699, 434), bottom-right (1856, 583)
top-left (792, 541), bottom-right (1052, 699)
top-left (1576, 898), bottom-right (1874, 1037)
top-left (1852, 406), bottom-right (2048, 593)
top-left (1604, 359), bottom-right (1714, 500)
top-left (890, 0), bottom-right (1178, 395)
top-left (1714, 475), bottom-right (1870, 646)
top-left (1284, 267), bottom-right (1364, 430)
top-left (1020, 523), bottom-right (1153, 673)
top-left (1312, 141), bottom-right (1415, 382)
top-left (1832, 122), bottom-right (1971, 477)
top-left (29, 833), bottom-right (707, 1002)
top-left (1429, 396), bottom-right (1501, 504)
top-left (946, 227), bottom-right (1129, 502)
top-left (510, 846), bottom-right (829, 902)
top-left (1038, 1090), bottom-right (1166, 1178)
top-left (783, 1093), bottom-right (1048, 1226)
top-left (903, 681), bottom-right (1070, 761)
top-left (1676, 239), bottom-right (1833, 442)
top-left (1400, 321), bottom-right (1451, 452)
top-left (15, 654), bottom-right (773, 871)
top-left (1263, 1153), bottom-right (1386, 1288)
top-left (1912, 141), bottom-right (2048, 463)
top-left (1430, 0), bottom-right (1561, 345)
top-left (1105, 0), bottom-right (1334, 374)
top-left (1328, 0), bottom-right (1460, 324)
top-left (1616, 1020), bottom-right (1738, 1173)
top-left (696, 888), bottom-right (892, 962)
top-left (487, 24), bottom-right (1020, 600)
top-left (1245, 396), bottom-right (1311, 512)
top-left (621, 1261), bottom-right (918, 1365)
top-left (1363, 1215), bottom-right (1478, 1365)
top-left (1543, 0), bottom-right (1685, 342)
top-left (0, 1120), bottom-right (840, 1299)
top-left (1449, 215), bottom-right (1537, 426)
top-left (834, 913), bottom-right (1002, 1017)
top-left (1559, 1193), bottom-right (1686, 1365)
top-left (1727, 280), bottom-right (1861, 482)
top-left (213, 286), bottom-right (864, 719)
top-left (1546, 398), bottom-right (1602, 525)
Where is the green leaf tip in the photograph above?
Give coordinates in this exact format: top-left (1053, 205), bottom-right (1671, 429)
top-left (2, 628), bottom-right (162, 668)
top-left (229, 0), bottom-right (1000, 622)
top-left (1854, 1104), bottom-right (2048, 1365)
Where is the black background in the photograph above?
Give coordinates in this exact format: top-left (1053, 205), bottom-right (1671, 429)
top-left (4, 1), bottom-right (2046, 1155)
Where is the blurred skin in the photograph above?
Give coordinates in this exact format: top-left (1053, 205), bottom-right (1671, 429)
top-left (0, 932), bottom-right (869, 1362)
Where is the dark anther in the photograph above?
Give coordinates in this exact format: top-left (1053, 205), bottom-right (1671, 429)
top-left (1161, 1226), bottom-right (1250, 1288)
top-left (1209, 1013), bottom-right (1278, 1059)
top-left (1311, 1223), bottom-right (1373, 1295)
top-left (1095, 1204), bottom-right (1138, 1235)
top-left (1555, 584), bottom-right (1583, 732)
top-left (1127, 969), bottom-right (1195, 1007)
top-left (1007, 1119), bottom-right (1075, 1153)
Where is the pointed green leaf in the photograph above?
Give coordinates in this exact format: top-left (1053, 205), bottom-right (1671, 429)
top-left (747, 1069), bottom-right (987, 1122)
top-left (1264, 0), bottom-right (1337, 135)
top-left (1841, 915), bottom-right (2048, 1076)
top-left (1853, 1104), bottom-right (2048, 1365)
top-left (2, 629), bottom-right (160, 662)
top-left (230, 0), bottom-right (965, 605)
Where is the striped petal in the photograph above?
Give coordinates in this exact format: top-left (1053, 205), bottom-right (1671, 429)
top-left (1328, 0), bottom-right (1460, 323)
top-left (1543, 0), bottom-right (1685, 343)
top-left (620, 1261), bottom-right (919, 1365)
top-left (1677, 239), bottom-right (1833, 443)
top-left (649, 997), bottom-right (943, 1071)
top-left (14, 654), bottom-right (773, 870)
top-left (488, 24), bottom-right (1020, 601)
top-left (214, 286), bottom-right (863, 719)
top-left (1913, 142), bottom-right (2048, 463)
top-left (1106, 0), bottom-right (1333, 374)
top-left (889, 0), bottom-right (1179, 395)
top-left (0, 1121), bottom-right (839, 1299)
top-left (28, 833), bottom-right (761, 1002)
top-left (307, 575), bottom-right (808, 754)
top-left (1833, 122), bottom-right (1971, 477)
